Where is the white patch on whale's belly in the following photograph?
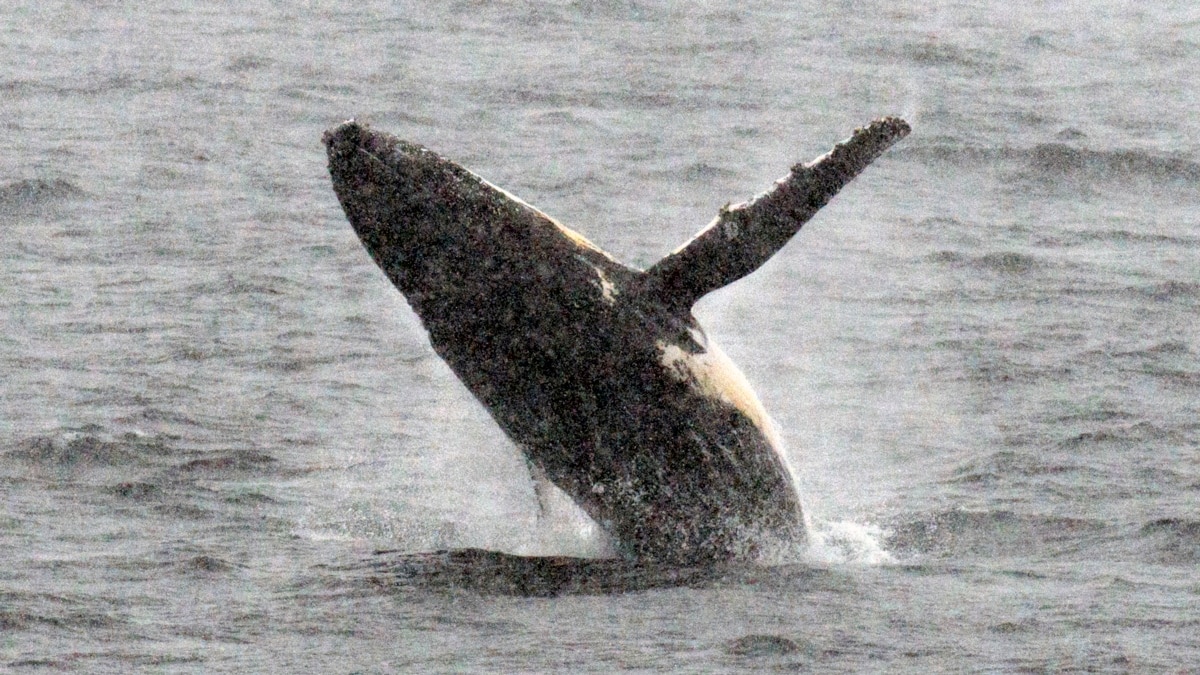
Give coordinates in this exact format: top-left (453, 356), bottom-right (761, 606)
top-left (655, 329), bottom-right (785, 453)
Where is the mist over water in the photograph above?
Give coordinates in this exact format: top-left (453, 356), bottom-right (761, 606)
top-left (2, 1), bottom-right (1198, 671)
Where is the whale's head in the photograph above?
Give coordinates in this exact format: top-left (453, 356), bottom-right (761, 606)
top-left (324, 120), bottom-right (624, 304)
top-left (324, 120), bottom-right (511, 295)
top-left (324, 121), bottom-right (444, 265)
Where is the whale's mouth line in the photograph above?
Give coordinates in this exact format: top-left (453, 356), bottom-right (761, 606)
top-left (324, 121), bottom-right (404, 180)
top-left (356, 145), bottom-right (400, 179)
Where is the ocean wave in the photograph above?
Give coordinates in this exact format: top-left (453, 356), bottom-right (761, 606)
top-left (725, 634), bottom-right (809, 657)
top-left (168, 450), bottom-right (276, 475)
top-left (1066, 229), bottom-right (1200, 248)
top-left (1, 73), bottom-right (207, 98)
top-left (3, 432), bottom-right (171, 469)
top-left (180, 554), bottom-right (236, 574)
top-left (107, 481), bottom-right (164, 501)
top-left (895, 142), bottom-right (1200, 184)
top-left (856, 40), bottom-right (1013, 76)
top-left (1126, 280), bottom-right (1200, 303)
top-left (927, 250), bottom-right (1050, 274)
top-left (1113, 341), bottom-right (1194, 358)
top-left (886, 508), bottom-right (1107, 559)
top-left (946, 450), bottom-right (1092, 484)
top-left (1058, 421), bottom-right (1183, 447)
top-left (1028, 143), bottom-right (1200, 182)
top-left (0, 595), bottom-right (125, 632)
top-left (1136, 518), bottom-right (1200, 564)
top-left (0, 178), bottom-right (86, 211)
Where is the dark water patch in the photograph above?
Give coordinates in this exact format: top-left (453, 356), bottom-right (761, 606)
top-left (525, 109), bottom-right (600, 129)
top-left (1080, 342), bottom-right (1200, 389)
top-left (1137, 519), bottom-right (1200, 564)
top-left (0, 591), bottom-right (127, 633)
top-left (1028, 143), bottom-right (1200, 183)
top-left (1125, 280), bottom-right (1200, 303)
top-left (910, 215), bottom-right (971, 232)
top-left (662, 37), bottom-right (761, 57)
top-left (51, 318), bottom-right (172, 337)
top-left (1142, 367), bottom-right (1200, 388)
top-left (170, 450), bottom-right (276, 474)
top-left (222, 489), bottom-right (276, 505)
top-left (931, 350), bottom-right (1076, 387)
top-left (992, 568), bottom-right (1050, 580)
top-left (2, 72), bottom-right (212, 100)
top-left (176, 273), bottom-right (300, 301)
top-left (165, 341), bottom-right (245, 364)
top-left (681, 162), bottom-right (737, 181)
top-left (302, 243), bottom-right (340, 258)
top-left (444, 0), bottom-right (589, 30)
top-left (4, 432), bottom-right (175, 469)
top-left (1119, 341), bottom-right (1194, 357)
top-left (857, 40), bottom-right (1012, 76)
top-left (50, 227), bottom-right (91, 239)
top-left (976, 251), bottom-right (1044, 274)
top-left (1059, 421), bottom-right (1184, 449)
top-left (254, 348), bottom-right (377, 374)
top-left (989, 617), bottom-right (1041, 634)
top-left (947, 450), bottom-right (1099, 485)
top-left (484, 86), bottom-right (600, 109)
top-left (116, 407), bottom-right (205, 428)
top-left (360, 548), bottom-right (717, 597)
top-left (925, 249), bottom-right (967, 265)
top-left (0, 608), bottom-right (122, 632)
top-left (183, 554), bottom-right (236, 573)
top-left (925, 249), bottom-right (1049, 274)
top-left (226, 54), bottom-right (274, 73)
top-left (725, 633), bottom-right (811, 657)
top-left (8, 653), bottom-right (204, 670)
top-left (0, 178), bottom-right (86, 211)
top-left (567, 0), bottom-right (658, 21)
top-left (108, 481), bottom-right (163, 500)
top-left (1066, 228), bottom-right (1200, 249)
top-left (153, 502), bottom-right (214, 520)
top-left (904, 42), bottom-right (1007, 73)
top-left (892, 143), bottom-right (1007, 167)
top-left (894, 142), bottom-right (1200, 185)
top-left (525, 171), bottom-right (608, 197)
top-left (1131, 466), bottom-right (1200, 495)
top-left (886, 508), bottom-right (1108, 559)
top-left (486, 83), bottom-right (762, 112)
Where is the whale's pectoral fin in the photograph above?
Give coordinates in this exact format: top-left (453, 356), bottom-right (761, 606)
top-left (640, 117), bottom-right (910, 309)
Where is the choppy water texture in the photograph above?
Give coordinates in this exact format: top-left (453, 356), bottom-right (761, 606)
top-left (2, 1), bottom-right (1198, 672)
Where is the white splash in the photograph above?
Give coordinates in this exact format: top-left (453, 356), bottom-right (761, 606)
top-left (804, 517), bottom-right (895, 566)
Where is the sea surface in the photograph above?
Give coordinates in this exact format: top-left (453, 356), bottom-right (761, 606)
top-left (2, 1), bottom-right (1198, 672)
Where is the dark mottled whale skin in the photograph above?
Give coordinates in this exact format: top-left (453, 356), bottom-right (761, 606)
top-left (324, 118), bottom-right (909, 564)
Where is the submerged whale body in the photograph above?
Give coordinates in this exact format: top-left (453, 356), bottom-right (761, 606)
top-left (324, 117), bottom-right (909, 564)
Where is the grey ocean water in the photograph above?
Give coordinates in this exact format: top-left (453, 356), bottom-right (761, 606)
top-left (2, 1), bottom-right (1198, 671)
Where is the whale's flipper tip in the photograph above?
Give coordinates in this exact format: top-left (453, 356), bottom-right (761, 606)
top-left (799, 116), bottom-right (910, 176)
top-left (643, 117), bottom-right (911, 309)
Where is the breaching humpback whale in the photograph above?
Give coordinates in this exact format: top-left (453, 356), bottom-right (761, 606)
top-left (324, 117), bottom-right (909, 565)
